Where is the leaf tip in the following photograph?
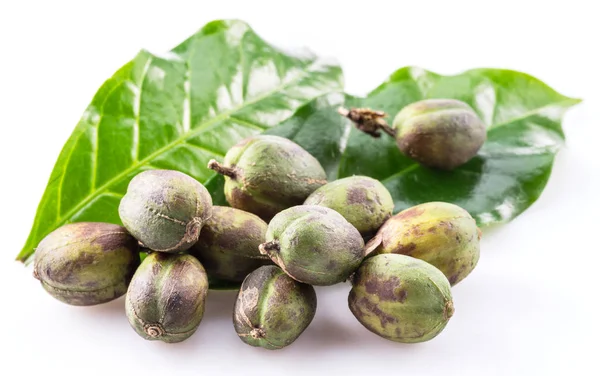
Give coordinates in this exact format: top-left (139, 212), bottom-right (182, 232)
top-left (200, 19), bottom-right (250, 36)
top-left (568, 97), bottom-right (583, 106)
top-left (15, 251), bottom-right (30, 264)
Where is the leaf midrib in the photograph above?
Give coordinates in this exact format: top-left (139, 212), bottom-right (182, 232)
top-left (51, 63), bottom-right (318, 233)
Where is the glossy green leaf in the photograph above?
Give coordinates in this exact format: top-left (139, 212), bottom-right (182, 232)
top-left (18, 19), bottom-right (343, 262)
top-left (268, 67), bottom-right (580, 226)
top-left (207, 277), bottom-right (244, 291)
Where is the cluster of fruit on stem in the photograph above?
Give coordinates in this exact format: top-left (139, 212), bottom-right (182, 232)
top-left (33, 98), bottom-right (484, 348)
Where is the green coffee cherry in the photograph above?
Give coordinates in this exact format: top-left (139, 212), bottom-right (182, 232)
top-left (119, 169), bottom-right (212, 252)
top-left (304, 176), bottom-right (394, 237)
top-left (349, 254), bottom-right (454, 343)
top-left (366, 202), bottom-right (480, 285)
top-left (260, 205), bottom-right (364, 286)
top-left (208, 135), bottom-right (327, 221)
top-left (392, 99), bottom-right (486, 170)
top-left (340, 99), bottom-right (486, 170)
top-left (233, 265), bottom-right (316, 350)
top-left (190, 206), bottom-right (272, 282)
top-left (33, 222), bottom-right (139, 306)
top-left (125, 253), bottom-right (208, 343)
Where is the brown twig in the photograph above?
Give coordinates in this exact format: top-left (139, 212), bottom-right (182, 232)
top-left (338, 107), bottom-right (396, 138)
top-left (207, 159), bottom-right (237, 179)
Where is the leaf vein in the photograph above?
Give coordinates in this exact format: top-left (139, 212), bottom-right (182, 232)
top-left (183, 141), bottom-right (225, 157)
top-left (56, 78), bottom-right (129, 218)
top-left (229, 115), bottom-right (268, 130)
top-left (381, 163), bottom-right (419, 183)
top-left (238, 31), bottom-right (248, 101)
top-left (49, 66), bottom-right (316, 231)
top-left (133, 57), bottom-right (153, 161)
top-left (487, 99), bottom-right (579, 132)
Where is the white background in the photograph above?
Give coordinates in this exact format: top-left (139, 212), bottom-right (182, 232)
top-left (1, 1), bottom-right (598, 375)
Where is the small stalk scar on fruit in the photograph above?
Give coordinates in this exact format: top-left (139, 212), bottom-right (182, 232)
top-left (338, 99), bottom-right (487, 170)
top-left (258, 240), bottom-right (280, 254)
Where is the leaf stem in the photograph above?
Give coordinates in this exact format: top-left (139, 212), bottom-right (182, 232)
top-left (207, 159), bottom-right (237, 179)
top-left (338, 107), bottom-right (396, 138)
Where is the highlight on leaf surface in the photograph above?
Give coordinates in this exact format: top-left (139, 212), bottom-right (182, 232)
top-left (17, 19), bottom-right (343, 263)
